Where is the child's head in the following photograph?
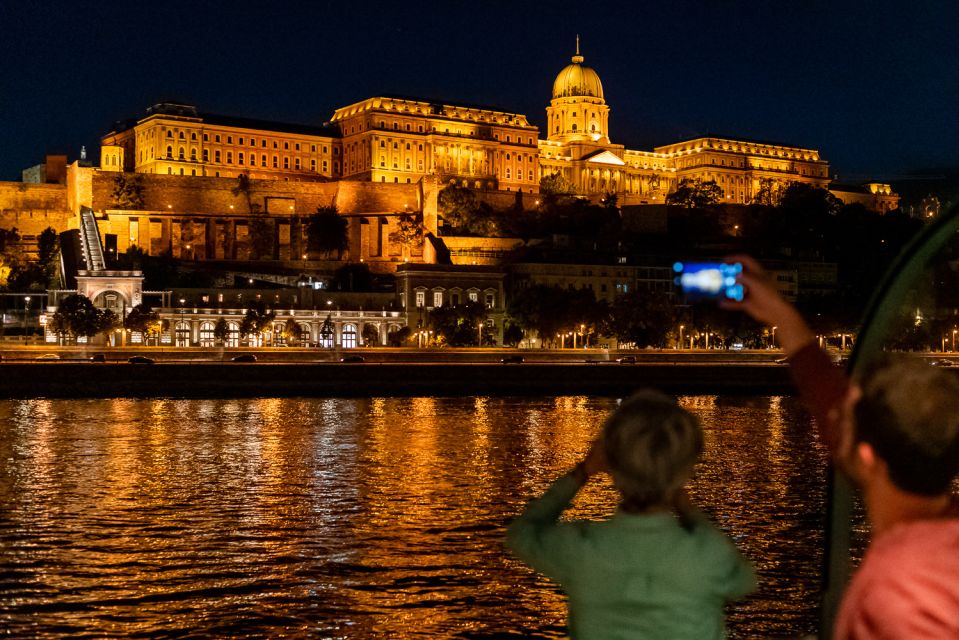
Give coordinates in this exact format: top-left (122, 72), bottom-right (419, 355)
top-left (603, 390), bottom-right (703, 511)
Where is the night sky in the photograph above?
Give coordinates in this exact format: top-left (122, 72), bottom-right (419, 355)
top-left (2, 0), bottom-right (956, 182)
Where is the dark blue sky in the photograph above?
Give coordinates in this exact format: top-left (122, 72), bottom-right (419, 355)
top-left (1, 0), bottom-right (956, 182)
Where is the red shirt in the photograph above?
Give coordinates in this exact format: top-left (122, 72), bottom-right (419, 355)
top-left (789, 344), bottom-right (959, 639)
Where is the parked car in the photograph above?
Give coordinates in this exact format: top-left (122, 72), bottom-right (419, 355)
top-left (340, 355), bottom-right (365, 363)
top-left (35, 353), bottom-right (60, 360)
top-left (231, 354), bottom-right (257, 363)
top-left (501, 355), bottom-right (524, 364)
top-left (89, 353), bottom-right (106, 363)
top-left (127, 355), bottom-right (155, 365)
top-left (616, 356), bottom-right (636, 364)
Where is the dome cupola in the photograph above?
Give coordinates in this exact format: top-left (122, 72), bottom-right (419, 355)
top-left (551, 37), bottom-right (604, 100)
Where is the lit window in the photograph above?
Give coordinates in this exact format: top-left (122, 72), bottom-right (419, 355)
top-left (433, 291), bottom-right (442, 307)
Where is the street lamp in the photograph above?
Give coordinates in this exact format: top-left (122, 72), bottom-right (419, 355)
top-left (771, 326), bottom-right (778, 348)
top-left (478, 321), bottom-right (484, 347)
top-left (580, 324), bottom-right (586, 348)
top-left (953, 328), bottom-right (957, 353)
top-left (23, 296), bottom-right (31, 339)
top-left (678, 324), bottom-right (684, 350)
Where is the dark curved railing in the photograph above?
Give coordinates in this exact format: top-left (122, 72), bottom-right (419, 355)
top-left (822, 202), bottom-right (959, 636)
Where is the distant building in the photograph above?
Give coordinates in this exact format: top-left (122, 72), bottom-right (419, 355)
top-left (21, 154), bottom-right (68, 184)
top-left (829, 182), bottom-right (900, 213)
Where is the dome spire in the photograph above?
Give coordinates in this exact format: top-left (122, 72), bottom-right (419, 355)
top-left (572, 35), bottom-right (583, 64)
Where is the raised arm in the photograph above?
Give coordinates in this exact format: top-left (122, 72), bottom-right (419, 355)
top-left (724, 256), bottom-right (852, 458)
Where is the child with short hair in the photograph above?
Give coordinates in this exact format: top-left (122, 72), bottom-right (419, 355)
top-left (507, 390), bottom-right (755, 639)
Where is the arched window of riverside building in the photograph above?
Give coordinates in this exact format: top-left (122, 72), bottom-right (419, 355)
top-left (166, 146), bottom-right (173, 159)
top-left (341, 324), bottom-right (357, 349)
top-left (272, 322), bottom-right (286, 346)
top-left (175, 321), bottom-right (191, 347)
top-left (226, 322), bottom-right (240, 348)
top-left (298, 323), bottom-right (311, 346)
top-left (199, 322), bottom-right (215, 347)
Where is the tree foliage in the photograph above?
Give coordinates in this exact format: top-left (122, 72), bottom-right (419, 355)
top-left (666, 178), bottom-right (723, 209)
top-left (49, 294), bottom-right (116, 339)
top-left (427, 300), bottom-right (488, 346)
top-left (608, 291), bottom-right (676, 348)
top-left (110, 174), bottom-right (145, 210)
top-left (507, 284), bottom-right (605, 347)
top-left (282, 317), bottom-right (300, 345)
top-left (539, 173), bottom-right (574, 196)
top-left (306, 205), bottom-right (349, 259)
top-left (388, 211), bottom-right (425, 254)
top-left (214, 318), bottom-right (229, 345)
top-left (239, 301), bottom-right (276, 338)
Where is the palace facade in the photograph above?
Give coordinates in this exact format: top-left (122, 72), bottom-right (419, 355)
top-left (98, 42), bottom-right (841, 206)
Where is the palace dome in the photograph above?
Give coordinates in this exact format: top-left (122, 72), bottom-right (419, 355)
top-left (552, 48), bottom-right (604, 100)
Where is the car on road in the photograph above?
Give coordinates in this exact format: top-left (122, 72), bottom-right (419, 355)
top-left (231, 354), bottom-right (257, 363)
top-left (930, 359), bottom-right (954, 367)
top-left (340, 355), bottom-right (365, 363)
top-left (730, 341), bottom-right (744, 351)
top-left (35, 353), bottom-right (60, 360)
top-left (89, 353), bottom-right (106, 363)
top-left (501, 355), bottom-right (524, 364)
top-left (616, 356), bottom-right (637, 364)
top-left (127, 355), bottom-right (155, 365)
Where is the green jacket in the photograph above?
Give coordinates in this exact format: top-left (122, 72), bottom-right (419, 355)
top-left (507, 474), bottom-right (756, 640)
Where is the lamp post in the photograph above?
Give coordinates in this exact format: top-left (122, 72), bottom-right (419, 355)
top-left (23, 296), bottom-right (30, 339)
top-left (580, 324), bottom-right (586, 348)
top-left (678, 324), bottom-right (684, 350)
top-left (478, 322), bottom-right (484, 347)
top-left (953, 328), bottom-right (957, 354)
top-left (771, 325), bottom-right (777, 349)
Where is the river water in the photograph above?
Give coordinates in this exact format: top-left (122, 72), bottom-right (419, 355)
top-left (0, 396), bottom-right (828, 638)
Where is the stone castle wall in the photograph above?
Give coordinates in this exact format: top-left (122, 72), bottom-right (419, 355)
top-left (0, 181), bottom-right (74, 254)
top-left (90, 172), bottom-right (420, 216)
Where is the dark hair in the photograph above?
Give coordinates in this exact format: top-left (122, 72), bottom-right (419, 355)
top-left (854, 356), bottom-right (959, 495)
top-left (603, 390), bottom-right (703, 511)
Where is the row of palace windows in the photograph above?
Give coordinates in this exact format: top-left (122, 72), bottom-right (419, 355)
top-left (161, 128), bottom-right (332, 153)
top-left (413, 290), bottom-right (495, 308)
top-left (163, 146), bottom-right (333, 173)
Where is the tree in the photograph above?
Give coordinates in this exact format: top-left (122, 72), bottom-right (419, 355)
top-left (306, 205), bottom-right (349, 259)
top-left (387, 326), bottom-right (411, 347)
top-left (231, 174), bottom-right (258, 214)
top-left (110, 174), bottom-right (145, 210)
top-left (214, 318), bottom-right (229, 346)
top-left (239, 301), bottom-right (275, 343)
top-left (752, 178), bottom-right (788, 207)
top-left (124, 303), bottom-right (166, 344)
top-left (319, 314), bottom-right (335, 347)
top-left (502, 321), bottom-right (524, 347)
top-left (608, 291), bottom-right (676, 348)
top-left (666, 178), bottom-right (722, 209)
top-left (282, 317), bottom-right (300, 345)
top-left (437, 184), bottom-right (478, 231)
top-left (388, 211), bottom-right (425, 258)
top-left (539, 172), bottom-right (574, 196)
top-left (0, 227), bottom-right (23, 289)
top-left (428, 300), bottom-right (487, 346)
top-left (36, 227), bottom-right (60, 287)
top-left (48, 294), bottom-right (108, 342)
top-left (362, 323), bottom-right (380, 346)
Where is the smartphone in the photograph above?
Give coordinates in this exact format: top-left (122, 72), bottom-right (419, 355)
top-left (673, 262), bottom-right (745, 302)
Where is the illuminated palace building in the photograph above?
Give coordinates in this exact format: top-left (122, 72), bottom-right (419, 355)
top-left (98, 42), bottom-right (887, 208)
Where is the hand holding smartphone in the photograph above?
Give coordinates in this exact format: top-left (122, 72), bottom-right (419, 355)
top-left (673, 262), bottom-right (745, 302)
